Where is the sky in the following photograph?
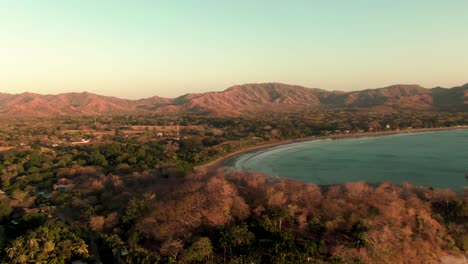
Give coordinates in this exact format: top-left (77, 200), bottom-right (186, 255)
top-left (1, 1), bottom-right (468, 99)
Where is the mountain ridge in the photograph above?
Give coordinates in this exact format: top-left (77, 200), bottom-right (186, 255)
top-left (0, 83), bottom-right (467, 116)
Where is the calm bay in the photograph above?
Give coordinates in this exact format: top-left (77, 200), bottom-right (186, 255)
top-left (229, 129), bottom-right (468, 191)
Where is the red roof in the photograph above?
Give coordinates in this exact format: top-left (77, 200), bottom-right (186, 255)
top-left (58, 178), bottom-right (72, 185)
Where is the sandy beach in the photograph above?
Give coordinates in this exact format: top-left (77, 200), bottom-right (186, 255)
top-left (194, 126), bottom-right (468, 173)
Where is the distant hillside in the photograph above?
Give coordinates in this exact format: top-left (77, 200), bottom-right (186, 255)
top-left (0, 92), bottom-right (132, 116)
top-left (0, 83), bottom-right (467, 116)
top-left (319, 84), bottom-right (438, 111)
top-left (157, 83), bottom-right (327, 115)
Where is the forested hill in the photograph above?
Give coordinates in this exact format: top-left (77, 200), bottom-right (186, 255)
top-left (0, 83), bottom-right (467, 116)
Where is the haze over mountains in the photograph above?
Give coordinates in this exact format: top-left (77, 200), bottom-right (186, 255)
top-left (0, 83), bottom-right (467, 116)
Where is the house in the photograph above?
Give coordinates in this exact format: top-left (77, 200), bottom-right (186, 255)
top-left (71, 139), bottom-right (90, 145)
top-left (58, 178), bottom-right (72, 185)
top-left (56, 178), bottom-right (74, 191)
top-left (22, 208), bottom-right (41, 214)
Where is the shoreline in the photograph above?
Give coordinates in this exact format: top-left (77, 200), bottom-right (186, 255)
top-left (194, 126), bottom-right (468, 173)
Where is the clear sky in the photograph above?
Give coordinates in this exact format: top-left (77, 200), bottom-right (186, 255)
top-left (1, 1), bottom-right (468, 99)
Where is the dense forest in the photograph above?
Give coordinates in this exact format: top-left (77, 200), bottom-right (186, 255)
top-left (0, 111), bottom-right (466, 263)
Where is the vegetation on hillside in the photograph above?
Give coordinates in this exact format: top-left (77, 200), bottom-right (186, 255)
top-left (0, 112), bottom-right (466, 263)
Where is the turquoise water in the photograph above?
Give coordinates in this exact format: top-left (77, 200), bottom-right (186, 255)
top-left (229, 130), bottom-right (468, 191)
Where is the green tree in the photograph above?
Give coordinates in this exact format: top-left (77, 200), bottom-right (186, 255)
top-left (0, 199), bottom-right (12, 220)
top-left (4, 221), bottom-right (89, 263)
top-left (89, 149), bottom-right (108, 166)
top-left (31, 144), bottom-right (41, 151)
top-left (23, 151), bottom-right (42, 171)
top-left (104, 143), bottom-right (122, 159)
top-left (123, 198), bottom-right (149, 228)
top-left (181, 237), bottom-right (213, 263)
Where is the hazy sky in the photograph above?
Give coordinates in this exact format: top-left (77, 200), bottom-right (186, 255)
top-left (1, 1), bottom-right (468, 99)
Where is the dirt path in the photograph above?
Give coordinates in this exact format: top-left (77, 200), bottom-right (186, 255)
top-left (440, 254), bottom-right (467, 264)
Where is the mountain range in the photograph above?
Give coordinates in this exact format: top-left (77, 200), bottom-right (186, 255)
top-left (0, 83), bottom-right (467, 116)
